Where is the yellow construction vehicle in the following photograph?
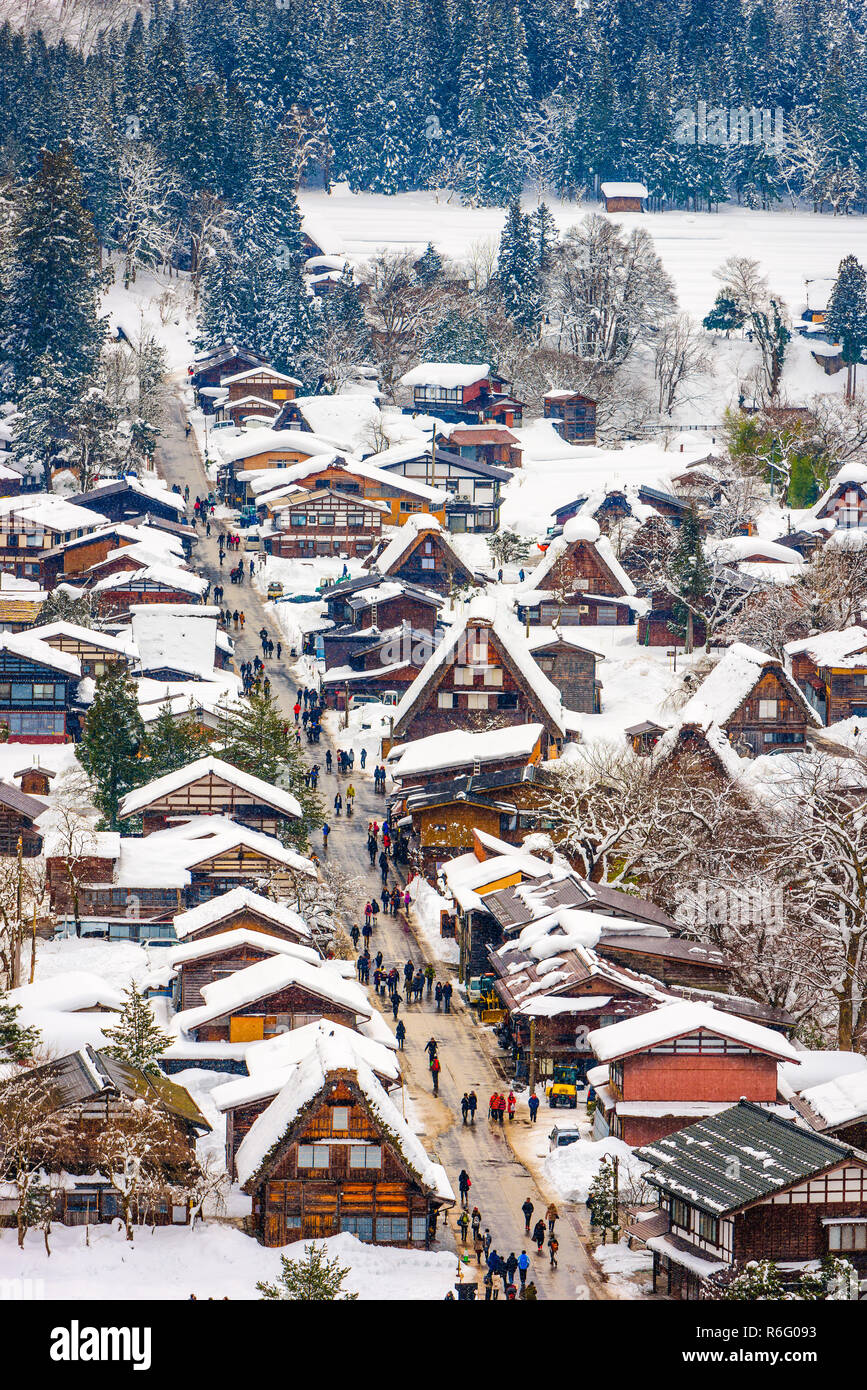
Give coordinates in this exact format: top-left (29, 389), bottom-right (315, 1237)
top-left (545, 1063), bottom-right (580, 1109)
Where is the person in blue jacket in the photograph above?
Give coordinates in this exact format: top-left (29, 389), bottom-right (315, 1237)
top-left (517, 1250), bottom-right (531, 1289)
top-left (528, 1092), bottom-right (540, 1123)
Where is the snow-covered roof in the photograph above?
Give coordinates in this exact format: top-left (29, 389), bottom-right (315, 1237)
top-left (235, 1033), bottom-right (453, 1203)
top-left (388, 723), bottom-right (544, 778)
top-left (400, 363), bottom-right (490, 389)
top-left (373, 513), bottom-right (444, 573)
top-left (798, 1069), bottom-right (867, 1129)
top-left (221, 366), bottom-right (302, 387)
top-left (26, 622), bottom-right (135, 657)
top-left (211, 1020), bottom-right (400, 1112)
top-left (130, 610), bottom-right (217, 678)
top-left (118, 754), bottom-right (303, 822)
top-left (251, 452), bottom-right (448, 505)
top-left (0, 494), bottom-right (105, 533)
top-left (520, 522), bottom-right (635, 599)
top-left (708, 535), bottom-right (806, 566)
top-left (7, 971), bottom-right (126, 1014)
top-left (215, 429), bottom-right (347, 465)
top-left (92, 564), bottom-right (208, 597)
top-left (780, 1050), bottom-right (867, 1096)
top-left (105, 816), bottom-right (316, 889)
top-left (677, 643), bottom-right (819, 731)
top-left (588, 1000), bottom-right (800, 1064)
top-left (173, 887), bottom-right (311, 940)
top-left (811, 462), bottom-right (867, 516)
top-left (159, 928), bottom-right (320, 971)
top-left (392, 596), bottom-right (566, 738)
top-left (173, 955), bottom-right (373, 1035)
top-left (600, 181), bottom-right (648, 198)
top-left (785, 626), bottom-right (867, 668)
top-left (0, 633), bottom-right (80, 678)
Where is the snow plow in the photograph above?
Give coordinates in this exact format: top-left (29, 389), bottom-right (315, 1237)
top-left (546, 1064), bottom-right (580, 1108)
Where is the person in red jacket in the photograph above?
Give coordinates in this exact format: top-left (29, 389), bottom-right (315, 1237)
top-left (507, 1091), bottom-right (517, 1122)
top-left (488, 1092), bottom-right (498, 1121)
top-left (431, 1055), bottom-right (441, 1095)
top-left (496, 1094), bottom-right (507, 1126)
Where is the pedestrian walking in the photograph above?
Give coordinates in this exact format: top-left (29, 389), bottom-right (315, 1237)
top-left (431, 1055), bottom-right (441, 1095)
top-left (458, 1170), bottom-right (471, 1208)
top-left (522, 1198), bottom-right (534, 1235)
top-left (470, 1207), bottom-right (482, 1238)
top-left (548, 1233), bottom-right (559, 1268)
top-left (505, 1252), bottom-right (518, 1286)
top-left (434, 982), bottom-right (443, 1011)
top-left (528, 1092), bottom-right (540, 1123)
top-left (333, 792), bottom-right (342, 816)
top-left (483, 1229), bottom-right (492, 1258)
top-left (522, 1282), bottom-right (537, 1301)
top-left (507, 1090), bottom-right (517, 1122)
top-left (546, 1202), bottom-right (559, 1235)
top-left (239, 611), bottom-right (245, 628)
top-left (517, 1251), bottom-right (530, 1289)
top-left (424, 1037), bottom-right (438, 1063)
top-left (360, 748), bottom-right (367, 769)
top-left (442, 981), bottom-right (453, 1013)
top-left (457, 1210), bottom-right (470, 1243)
top-left (532, 1219), bottom-right (545, 1254)
top-left (325, 749), bottom-right (333, 772)
top-left (362, 922), bottom-right (371, 948)
top-left (395, 1019), bottom-right (406, 1049)
top-left (467, 1090), bottom-right (478, 1123)
top-left (349, 924), bottom-right (360, 948)
top-left (496, 1093), bottom-right (506, 1126)
top-left (391, 991), bottom-right (401, 1021)
top-left (460, 1093), bottom-right (470, 1124)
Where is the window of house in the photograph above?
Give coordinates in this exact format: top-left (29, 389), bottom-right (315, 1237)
top-left (453, 667), bottom-right (473, 686)
top-left (349, 1144), bottom-right (382, 1169)
top-left (828, 1222), bottom-right (867, 1251)
top-left (32, 684), bottom-right (57, 701)
top-left (483, 667), bottom-right (503, 686)
top-left (341, 1214), bottom-right (374, 1240)
top-left (297, 1143), bottom-right (330, 1169)
top-left (376, 1216), bottom-right (408, 1241)
top-left (424, 541), bottom-right (433, 554)
top-left (421, 557), bottom-right (435, 570)
top-left (671, 1198), bottom-right (691, 1230)
top-left (467, 692), bottom-right (489, 710)
top-left (698, 1212), bottom-right (719, 1244)
top-left (347, 513), bottom-right (365, 527)
top-left (497, 692), bottom-right (518, 710)
top-left (290, 514), bottom-right (306, 527)
top-left (318, 514), bottom-right (336, 527)
top-left (400, 501), bottom-right (422, 513)
top-left (437, 692), bottom-right (455, 709)
top-left (411, 1216), bottom-right (428, 1243)
top-left (469, 642), bottom-right (487, 662)
top-left (759, 700), bottom-right (778, 719)
top-left (331, 1106), bottom-right (350, 1132)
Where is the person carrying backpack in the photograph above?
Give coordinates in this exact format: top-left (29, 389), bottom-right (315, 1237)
top-left (458, 1170), bottom-right (471, 1208)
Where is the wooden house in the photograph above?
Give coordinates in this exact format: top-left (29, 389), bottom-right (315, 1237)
top-left (786, 627), bottom-right (867, 726)
top-left (0, 633), bottom-right (81, 742)
top-left (0, 579), bottom-right (46, 633)
top-left (362, 515), bottom-right (477, 595)
top-left (587, 1001), bottom-right (798, 1148)
top-left (211, 1021), bottom-right (401, 1179)
top-left (172, 887), bottom-right (314, 947)
top-left (268, 488), bottom-right (388, 559)
top-left (321, 624), bottom-right (429, 708)
top-left (221, 365), bottom-right (301, 425)
top-left (517, 517), bottom-right (639, 628)
top-left (0, 779), bottom-right (47, 855)
top-left (793, 1069), bottom-right (867, 1152)
top-left (117, 756), bottom-right (303, 839)
top-left (236, 1039), bottom-right (453, 1247)
top-left (0, 1045), bottom-right (209, 1228)
top-left (637, 592), bottom-right (707, 648)
top-left (324, 576), bottom-right (443, 638)
top-left (66, 479), bottom-right (187, 528)
top-left (673, 642), bottom-right (821, 759)
top-left (13, 759), bottom-right (55, 797)
top-left (240, 452), bottom-right (448, 527)
top-left (92, 564), bottom-right (208, 618)
top-left (399, 363), bottom-right (523, 429)
top-left (527, 631), bottom-right (603, 714)
top-left (625, 719), bottom-right (667, 754)
top-left (190, 345), bottom-right (269, 406)
top-left (26, 621), bottom-right (132, 678)
top-left (387, 723), bottom-right (546, 792)
top-left (41, 521), bottom-right (195, 588)
top-left (387, 602), bottom-right (568, 757)
top-left (129, 608), bottom-right (226, 683)
top-left (0, 495), bottom-right (104, 581)
top-left (158, 930), bottom-right (321, 1013)
top-left (600, 181), bottom-right (648, 212)
top-left (631, 1101), bottom-right (867, 1298)
top-left (543, 391), bottom-right (597, 444)
top-left (811, 464), bottom-right (867, 529)
top-left (391, 764), bottom-right (546, 874)
top-left (172, 954), bottom-right (373, 1045)
top-left (438, 424), bottom-right (522, 469)
top-left (370, 442), bottom-right (510, 533)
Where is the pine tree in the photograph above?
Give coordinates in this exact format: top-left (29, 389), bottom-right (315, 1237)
top-left (0, 142), bottom-right (108, 391)
top-left (413, 243), bottom-right (444, 286)
top-left (496, 202), bottom-right (540, 332)
top-left (825, 254), bottom-right (867, 401)
top-left (78, 664), bottom-right (147, 830)
top-left (530, 203), bottom-right (558, 276)
top-left (0, 992), bottom-right (41, 1062)
top-left (220, 692), bottom-right (322, 850)
top-left (143, 701), bottom-right (209, 780)
top-left (35, 587), bottom-right (95, 628)
top-left (102, 981), bottom-right (174, 1075)
top-left (703, 291), bottom-right (744, 336)
top-left (257, 1242), bottom-right (358, 1300)
top-left (669, 507), bottom-right (711, 653)
top-left (422, 309), bottom-right (496, 366)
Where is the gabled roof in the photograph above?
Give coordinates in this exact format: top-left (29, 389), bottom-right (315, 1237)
top-left (172, 887), bottom-right (311, 941)
top-left (811, 462), bottom-right (867, 517)
top-left (601, 181), bottom-right (648, 198)
top-left (635, 1100), bottom-right (861, 1216)
top-left (785, 626), bottom-right (867, 669)
top-left (117, 755), bottom-right (303, 822)
top-left (0, 633), bottom-right (80, 678)
top-left (374, 444), bottom-right (511, 483)
top-left (391, 597), bottom-right (566, 740)
top-left (27, 621), bottom-right (135, 657)
top-left (369, 514), bottom-right (470, 579)
top-left (68, 478), bottom-right (186, 516)
top-left (173, 955), bottom-right (372, 1035)
top-left (387, 723), bottom-right (544, 779)
top-left (160, 928), bottom-right (320, 970)
top-left (520, 516), bottom-right (635, 599)
top-left (6, 1045), bottom-right (210, 1132)
top-left (92, 564), bottom-right (208, 597)
top-left (221, 365), bottom-right (302, 387)
top-left (400, 362), bottom-right (490, 389)
top-left (676, 643), bottom-right (821, 731)
top-left (587, 1000), bottom-right (799, 1064)
top-left (0, 780), bottom-right (47, 821)
top-left (235, 1038), bottom-right (453, 1203)
top-left (210, 1020), bottom-right (400, 1113)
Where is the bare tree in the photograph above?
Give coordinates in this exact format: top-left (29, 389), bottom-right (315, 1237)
top-left (357, 251), bottom-right (443, 398)
top-left (652, 314), bottom-right (710, 416)
top-left (115, 143), bottom-right (181, 288)
top-left (0, 1072), bottom-right (70, 1249)
top-left (94, 1100), bottom-right (195, 1242)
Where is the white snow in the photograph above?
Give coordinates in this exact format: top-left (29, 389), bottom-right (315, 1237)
top-left (172, 887), bottom-right (312, 941)
top-left (118, 754), bottom-right (303, 822)
top-left (588, 1000), bottom-right (800, 1064)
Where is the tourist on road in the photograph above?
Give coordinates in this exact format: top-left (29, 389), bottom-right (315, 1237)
top-left (496, 1093), bottom-right (506, 1126)
top-left (505, 1252), bottom-right (519, 1286)
top-left (403, 959), bottom-right (414, 991)
top-left (522, 1198), bottom-right (534, 1234)
top-left (460, 1093), bottom-right (470, 1124)
top-left (457, 1210), bottom-right (469, 1243)
top-left (548, 1233), bottom-right (559, 1268)
top-left (395, 1019), bottom-right (406, 1049)
top-left (370, 898), bottom-right (379, 928)
top-left (431, 1055), bottom-right (441, 1094)
top-left (333, 792), bottom-right (342, 816)
top-left (424, 1037), bottom-right (438, 1063)
top-left (434, 982), bottom-right (443, 1011)
top-left (546, 1203), bottom-right (559, 1235)
top-left (532, 1219), bottom-right (545, 1254)
top-left (360, 748), bottom-right (367, 769)
top-left (391, 991), bottom-right (401, 1020)
top-left (517, 1251), bottom-right (530, 1289)
top-left (321, 822), bottom-right (330, 851)
top-left (326, 749), bottom-right (333, 772)
top-left (276, 641), bottom-right (282, 660)
top-left (442, 981), bottom-right (453, 1013)
top-left (473, 1227), bottom-right (485, 1264)
top-left (424, 964), bottom-right (435, 998)
top-left (528, 1092), bottom-right (540, 1123)
top-left (508, 1091), bottom-right (517, 1121)
top-left (467, 1090), bottom-right (478, 1123)
top-left (349, 924), bottom-right (360, 948)
top-left (346, 783), bottom-right (356, 809)
top-left (362, 922), bottom-right (372, 948)
top-left (239, 611), bottom-right (245, 628)
top-left (458, 1170), bottom-right (471, 1208)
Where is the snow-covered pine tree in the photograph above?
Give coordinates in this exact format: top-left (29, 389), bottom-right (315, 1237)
top-left (101, 981), bottom-right (174, 1075)
top-left (0, 992), bottom-right (41, 1062)
top-left (825, 254), bottom-right (867, 401)
top-left (78, 664), bottom-right (147, 830)
top-left (413, 243), bottom-right (445, 286)
top-left (143, 701), bottom-right (209, 780)
top-left (496, 202), bottom-right (540, 332)
top-left (703, 290), bottom-right (745, 336)
top-left (220, 691), bottom-right (322, 851)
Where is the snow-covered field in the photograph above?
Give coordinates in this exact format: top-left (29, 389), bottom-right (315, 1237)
top-left (0, 1225), bottom-right (456, 1301)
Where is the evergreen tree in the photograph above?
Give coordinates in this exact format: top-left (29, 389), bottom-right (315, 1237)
top-left (78, 664), bottom-right (146, 830)
top-left (143, 701), bottom-right (209, 780)
top-left (220, 692), bottom-right (322, 850)
top-left (35, 587), bottom-right (95, 628)
top-left (530, 203), bottom-right (558, 276)
top-left (1, 142), bottom-right (107, 391)
top-left (825, 254), bottom-right (867, 401)
top-left (458, 0), bottom-right (529, 206)
top-left (102, 981), bottom-right (174, 1075)
top-left (587, 1163), bottom-right (619, 1231)
top-left (703, 291), bottom-right (745, 336)
top-left (669, 507), bottom-right (711, 653)
top-left (0, 992), bottom-right (41, 1062)
top-left (257, 1242), bottom-right (359, 1300)
top-left (413, 243), bottom-right (444, 286)
top-left (495, 202), bottom-right (540, 332)
top-left (422, 309), bottom-right (497, 366)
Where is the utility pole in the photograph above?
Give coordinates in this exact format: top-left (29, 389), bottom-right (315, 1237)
top-left (528, 1017), bottom-right (537, 1095)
